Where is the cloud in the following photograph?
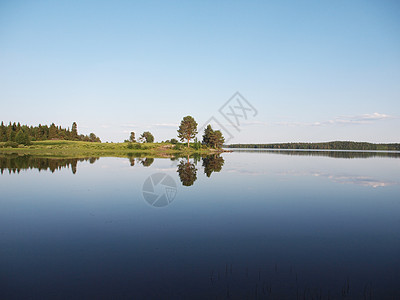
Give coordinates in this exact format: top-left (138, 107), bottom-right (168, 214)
top-left (240, 121), bottom-right (269, 127)
top-left (120, 123), bottom-right (178, 129)
top-left (151, 123), bottom-right (179, 128)
top-left (274, 112), bottom-right (396, 127)
top-left (120, 123), bottom-right (137, 128)
top-left (338, 112), bottom-right (393, 123)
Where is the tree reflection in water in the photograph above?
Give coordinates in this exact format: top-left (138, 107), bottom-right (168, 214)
top-left (139, 157), bottom-right (154, 167)
top-left (0, 154), bottom-right (99, 174)
top-left (202, 155), bottom-right (224, 177)
top-left (177, 156), bottom-right (197, 186)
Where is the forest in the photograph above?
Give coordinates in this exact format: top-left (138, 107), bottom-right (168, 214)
top-left (0, 122), bottom-right (101, 146)
top-left (227, 141), bottom-right (400, 151)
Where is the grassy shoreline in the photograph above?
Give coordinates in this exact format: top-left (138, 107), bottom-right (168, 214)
top-left (0, 140), bottom-right (226, 158)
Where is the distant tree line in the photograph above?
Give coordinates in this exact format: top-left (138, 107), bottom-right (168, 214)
top-left (232, 149), bottom-right (400, 159)
top-left (227, 141), bottom-right (400, 151)
top-left (0, 121), bottom-right (101, 145)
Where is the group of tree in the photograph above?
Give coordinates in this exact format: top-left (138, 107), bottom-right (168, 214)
top-left (226, 141), bottom-right (400, 151)
top-left (0, 121), bottom-right (101, 145)
top-left (202, 125), bottom-right (225, 148)
top-left (139, 131), bottom-right (154, 143)
top-left (125, 116), bottom-right (225, 149)
top-left (177, 115), bottom-right (225, 149)
top-left (125, 131), bottom-right (154, 143)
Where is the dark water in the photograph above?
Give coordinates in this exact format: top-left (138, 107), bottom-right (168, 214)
top-left (1, 151), bottom-right (399, 299)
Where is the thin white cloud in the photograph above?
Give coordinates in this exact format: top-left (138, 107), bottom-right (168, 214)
top-left (120, 123), bottom-right (138, 128)
top-left (273, 112), bottom-right (396, 127)
top-left (241, 121), bottom-right (269, 126)
top-left (120, 123), bottom-right (178, 129)
top-left (338, 112), bottom-right (393, 122)
top-left (151, 123), bottom-right (179, 128)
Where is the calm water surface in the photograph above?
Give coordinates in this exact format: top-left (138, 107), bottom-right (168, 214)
top-left (1, 151), bottom-right (399, 299)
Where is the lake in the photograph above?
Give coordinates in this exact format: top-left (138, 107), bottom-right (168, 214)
top-left (1, 150), bottom-right (399, 299)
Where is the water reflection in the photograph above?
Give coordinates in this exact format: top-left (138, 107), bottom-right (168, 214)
top-left (177, 156), bottom-right (197, 186)
top-left (232, 149), bottom-right (400, 159)
top-left (0, 154), bottom-right (225, 181)
top-left (0, 154), bottom-right (99, 174)
top-left (279, 170), bottom-right (399, 188)
top-left (138, 157), bottom-right (154, 167)
top-left (202, 155), bottom-right (225, 177)
top-left (175, 155), bottom-right (225, 186)
top-left (1, 152), bottom-right (399, 299)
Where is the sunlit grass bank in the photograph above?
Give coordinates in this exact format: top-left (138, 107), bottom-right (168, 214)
top-left (0, 140), bottom-right (223, 158)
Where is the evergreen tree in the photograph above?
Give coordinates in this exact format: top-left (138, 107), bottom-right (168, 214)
top-left (49, 123), bottom-right (57, 139)
top-left (0, 121), bottom-right (6, 142)
top-left (6, 126), bottom-right (15, 141)
top-left (177, 116), bottom-right (198, 148)
top-left (0, 121), bottom-right (102, 144)
top-left (202, 125), bottom-right (225, 149)
top-left (210, 130), bottom-right (224, 149)
top-left (15, 130), bottom-right (30, 145)
top-left (89, 133), bottom-right (101, 143)
top-left (71, 122), bottom-right (78, 140)
top-left (202, 125), bottom-right (213, 146)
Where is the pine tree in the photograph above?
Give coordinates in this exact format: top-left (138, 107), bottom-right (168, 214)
top-left (49, 123), bottom-right (57, 139)
top-left (71, 122), bottom-right (78, 140)
top-left (15, 129), bottom-right (30, 145)
top-left (202, 125), bottom-right (225, 148)
top-left (0, 121), bottom-right (6, 142)
top-left (177, 116), bottom-right (198, 148)
top-left (202, 125), bottom-right (213, 146)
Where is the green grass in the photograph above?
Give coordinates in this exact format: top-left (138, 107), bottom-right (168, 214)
top-left (0, 140), bottom-right (223, 158)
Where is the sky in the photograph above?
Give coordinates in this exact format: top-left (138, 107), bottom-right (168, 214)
top-left (1, 0), bottom-right (399, 143)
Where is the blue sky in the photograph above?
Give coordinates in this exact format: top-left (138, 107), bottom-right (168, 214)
top-left (1, 0), bottom-right (399, 143)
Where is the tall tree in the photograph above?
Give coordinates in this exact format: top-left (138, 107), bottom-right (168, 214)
top-left (210, 130), bottom-right (225, 149)
top-left (6, 125), bottom-right (15, 141)
top-left (177, 116), bottom-right (198, 148)
top-left (71, 122), bottom-right (78, 140)
top-left (49, 123), bottom-right (57, 139)
top-left (202, 125), bottom-right (213, 146)
top-left (0, 121), bottom-right (6, 142)
top-left (15, 129), bottom-right (30, 145)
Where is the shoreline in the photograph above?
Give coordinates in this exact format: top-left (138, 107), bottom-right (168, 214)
top-left (0, 140), bottom-right (228, 158)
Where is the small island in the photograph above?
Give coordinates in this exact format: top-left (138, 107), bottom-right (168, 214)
top-left (0, 116), bottom-right (227, 158)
